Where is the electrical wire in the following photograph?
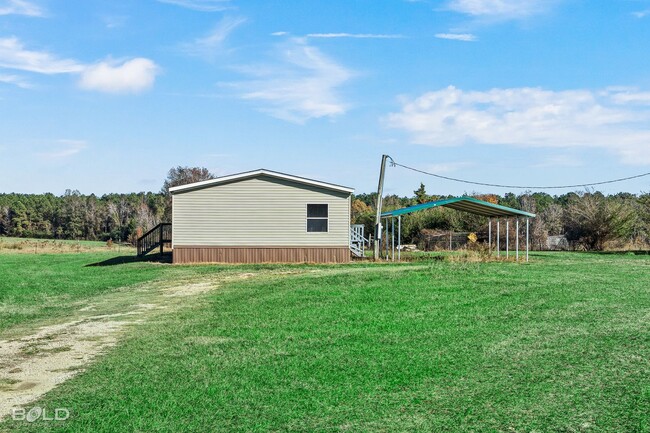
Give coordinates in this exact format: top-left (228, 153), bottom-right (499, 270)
top-left (388, 157), bottom-right (650, 190)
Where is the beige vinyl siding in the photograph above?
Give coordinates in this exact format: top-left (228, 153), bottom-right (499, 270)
top-left (172, 175), bottom-right (351, 247)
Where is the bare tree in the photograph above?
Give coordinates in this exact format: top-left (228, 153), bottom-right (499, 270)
top-left (541, 203), bottom-right (564, 236)
top-left (135, 201), bottom-right (156, 233)
top-left (563, 192), bottom-right (636, 250)
top-left (161, 166), bottom-right (215, 196)
top-left (161, 166), bottom-right (215, 221)
top-left (519, 193), bottom-right (547, 250)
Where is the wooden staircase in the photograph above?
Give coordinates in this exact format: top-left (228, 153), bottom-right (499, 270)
top-left (137, 223), bottom-right (172, 257)
top-left (350, 224), bottom-right (369, 258)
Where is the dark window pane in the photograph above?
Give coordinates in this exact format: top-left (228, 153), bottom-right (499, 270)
top-left (307, 219), bottom-right (328, 232)
top-left (307, 204), bottom-right (328, 218)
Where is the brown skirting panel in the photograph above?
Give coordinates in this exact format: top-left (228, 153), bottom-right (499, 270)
top-left (173, 246), bottom-right (351, 264)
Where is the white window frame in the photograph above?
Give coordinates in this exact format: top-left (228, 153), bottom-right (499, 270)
top-left (306, 203), bottom-right (329, 233)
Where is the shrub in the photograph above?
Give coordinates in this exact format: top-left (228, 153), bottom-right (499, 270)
top-left (563, 193), bottom-right (636, 251)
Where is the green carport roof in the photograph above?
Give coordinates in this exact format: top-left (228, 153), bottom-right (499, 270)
top-left (381, 196), bottom-right (536, 218)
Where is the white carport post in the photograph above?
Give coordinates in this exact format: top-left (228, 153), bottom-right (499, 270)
top-left (379, 218), bottom-right (382, 259)
top-left (386, 217), bottom-right (390, 261)
top-left (398, 215), bottom-right (401, 262)
top-left (488, 218), bottom-right (492, 256)
top-left (516, 218), bottom-right (520, 261)
top-left (377, 220), bottom-right (382, 260)
top-left (381, 217), bottom-right (385, 260)
top-left (391, 217), bottom-right (395, 262)
top-left (384, 217), bottom-right (389, 261)
top-left (496, 219), bottom-right (500, 258)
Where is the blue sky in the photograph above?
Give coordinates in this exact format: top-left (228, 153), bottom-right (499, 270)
top-left (1, 0), bottom-right (650, 196)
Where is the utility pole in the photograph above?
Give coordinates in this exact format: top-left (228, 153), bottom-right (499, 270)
top-left (373, 155), bottom-right (389, 261)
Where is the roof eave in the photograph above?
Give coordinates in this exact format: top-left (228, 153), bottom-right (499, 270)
top-left (169, 169), bottom-right (354, 194)
top-left (381, 197), bottom-right (536, 218)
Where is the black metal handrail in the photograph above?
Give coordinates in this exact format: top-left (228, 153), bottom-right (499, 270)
top-left (136, 223), bottom-right (171, 256)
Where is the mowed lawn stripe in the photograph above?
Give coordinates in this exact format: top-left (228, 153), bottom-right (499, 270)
top-left (6, 253), bottom-right (649, 432)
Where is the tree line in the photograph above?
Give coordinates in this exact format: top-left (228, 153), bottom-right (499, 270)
top-left (0, 167), bottom-right (648, 251)
top-left (0, 166), bottom-right (214, 245)
top-left (0, 190), bottom-right (167, 244)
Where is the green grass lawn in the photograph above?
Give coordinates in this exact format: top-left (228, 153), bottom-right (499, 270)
top-left (2, 251), bottom-right (649, 432)
top-left (0, 252), bottom-right (169, 332)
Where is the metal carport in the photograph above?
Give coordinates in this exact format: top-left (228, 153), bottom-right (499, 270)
top-left (379, 196), bottom-right (536, 262)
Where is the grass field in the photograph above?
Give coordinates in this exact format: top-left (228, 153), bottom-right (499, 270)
top-left (0, 252), bottom-right (166, 332)
top-left (1, 246), bottom-right (648, 432)
top-left (0, 237), bottom-right (135, 255)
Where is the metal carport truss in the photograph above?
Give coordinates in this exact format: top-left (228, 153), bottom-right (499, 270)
top-left (379, 196), bottom-right (536, 262)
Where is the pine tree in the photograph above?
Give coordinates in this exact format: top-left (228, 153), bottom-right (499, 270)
top-left (414, 183), bottom-right (429, 204)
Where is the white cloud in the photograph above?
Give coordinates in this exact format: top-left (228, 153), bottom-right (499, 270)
top-left (0, 37), bottom-right (84, 74)
top-left (531, 154), bottom-right (583, 168)
top-left (181, 16), bottom-right (245, 58)
top-left (0, 0), bottom-right (43, 17)
top-left (426, 161), bottom-right (475, 173)
top-left (386, 86), bottom-right (650, 164)
top-left (280, 31), bottom-right (402, 40)
top-left (157, 0), bottom-right (231, 12)
top-left (435, 33), bottom-right (477, 41)
top-left (632, 9), bottom-right (650, 18)
top-left (79, 58), bottom-right (159, 94)
top-left (446, 0), bottom-right (554, 19)
top-left (37, 140), bottom-right (87, 159)
top-left (0, 37), bottom-right (159, 93)
top-left (306, 33), bottom-right (404, 39)
top-left (610, 90), bottom-right (650, 105)
top-left (0, 73), bottom-right (30, 88)
top-left (229, 38), bottom-right (354, 123)
top-left (102, 15), bottom-right (128, 29)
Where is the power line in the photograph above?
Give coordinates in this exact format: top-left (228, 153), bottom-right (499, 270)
top-left (389, 158), bottom-right (650, 190)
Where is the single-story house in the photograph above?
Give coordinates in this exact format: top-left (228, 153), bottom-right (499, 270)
top-left (169, 169), bottom-right (355, 264)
